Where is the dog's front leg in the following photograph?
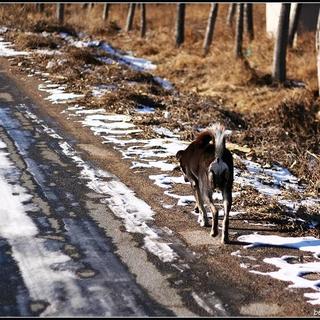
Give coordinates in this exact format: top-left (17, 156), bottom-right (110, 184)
top-left (221, 189), bottom-right (232, 244)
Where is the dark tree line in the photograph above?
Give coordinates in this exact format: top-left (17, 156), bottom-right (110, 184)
top-left (38, 3), bottom-right (320, 88)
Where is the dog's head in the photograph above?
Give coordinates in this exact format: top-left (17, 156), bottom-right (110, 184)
top-left (176, 150), bottom-right (184, 161)
top-left (175, 150), bottom-right (189, 182)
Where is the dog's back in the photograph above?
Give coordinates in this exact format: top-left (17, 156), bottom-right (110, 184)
top-left (176, 130), bottom-right (214, 183)
top-left (176, 127), bottom-right (233, 186)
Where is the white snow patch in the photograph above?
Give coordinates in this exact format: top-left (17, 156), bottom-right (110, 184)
top-left (0, 140), bottom-right (7, 149)
top-left (238, 233), bottom-right (320, 256)
top-left (58, 141), bottom-right (177, 263)
top-left (149, 174), bottom-right (187, 189)
top-left (75, 108), bottom-right (106, 115)
top-left (238, 233), bottom-right (320, 305)
top-left (152, 127), bottom-right (179, 138)
top-left (191, 292), bottom-right (215, 315)
top-left (0, 37), bottom-right (30, 56)
top-left (99, 42), bottom-right (156, 72)
top-left (0, 27), bottom-right (8, 34)
top-left (131, 160), bottom-right (176, 172)
top-left (153, 76), bottom-right (174, 91)
top-left (164, 191), bottom-right (195, 206)
top-left (57, 32), bottom-right (174, 90)
top-left (233, 154), bottom-right (303, 198)
top-left (250, 255), bottom-right (320, 305)
top-left (91, 84), bottom-right (117, 97)
top-left (81, 113), bottom-right (142, 135)
top-left (35, 49), bottom-right (62, 56)
top-left (135, 105), bottom-right (155, 113)
top-left (38, 84), bottom-right (84, 104)
top-left (162, 204), bottom-right (174, 209)
top-left (62, 36), bottom-right (156, 72)
top-left (0, 162), bottom-right (36, 238)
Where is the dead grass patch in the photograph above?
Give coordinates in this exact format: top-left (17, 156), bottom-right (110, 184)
top-left (65, 47), bottom-right (103, 66)
top-left (31, 19), bottom-right (78, 37)
top-left (14, 32), bottom-right (60, 50)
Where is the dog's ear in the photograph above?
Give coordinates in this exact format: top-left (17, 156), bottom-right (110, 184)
top-left (176, 150), bottom-right (184, 161)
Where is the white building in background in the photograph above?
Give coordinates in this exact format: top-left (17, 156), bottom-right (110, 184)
top-left (266, 3), bottom-right (320, 38)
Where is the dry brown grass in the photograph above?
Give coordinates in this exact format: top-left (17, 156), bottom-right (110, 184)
top-left (0, 3), bottom-right (319, 192)
top-left (14, 32), bottom-right (60, 50)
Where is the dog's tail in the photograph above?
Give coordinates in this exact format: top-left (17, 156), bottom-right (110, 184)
top-left (208, 123), bottom-right (232, 187)
top-left (209, 123), bottom-right (232, 159)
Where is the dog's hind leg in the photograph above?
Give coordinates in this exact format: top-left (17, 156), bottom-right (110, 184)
top-left (190, 184), bottom-right (199, 213)
top-left (221, 189), bottom-right (232, 244)
top-left (195, 185), bottom-right (209, 227)
top-left (197, 181), bottom-right (210, 227)
top-left (209, 201), bottom-right (219, 237)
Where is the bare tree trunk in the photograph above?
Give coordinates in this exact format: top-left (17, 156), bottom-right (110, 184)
top-left (39, 3), bottom-right (44, 13)
top-left (103, 3), bottom-right (110, 21)
top-left (126, 3), bottom-right (136, 32)
top-left (203, 3), bottom-right (219, 56)
top-left (235, 3), bottom-right (244, 58)
top-left (140, 3), bottom-right (146, 38)
top-left (272, 4), bottom-right (291, 83)
top-left (316, 11), bottom-right (320, 96)
top-left (288, 3), bottom-right (302, 48)
top-left (227, 3), bottom-right (236, 27)
top-left (35, 3), bottom-right (45, 13)
top-left (245, 3), bottom-right (254, 41)
top-left (175, 3), bottom-right (186, 48)
top-left (57, 3), bottom-right (64, 24)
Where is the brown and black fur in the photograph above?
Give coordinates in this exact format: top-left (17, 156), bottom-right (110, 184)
top-left (176, 124), bottom-right (233, 243)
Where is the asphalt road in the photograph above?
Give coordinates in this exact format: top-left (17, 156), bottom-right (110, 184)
top-left (0, 69), bottom-right (187, 317)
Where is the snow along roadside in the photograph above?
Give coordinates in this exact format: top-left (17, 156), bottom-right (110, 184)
top-left (22, 105), bottom-right (178, 264)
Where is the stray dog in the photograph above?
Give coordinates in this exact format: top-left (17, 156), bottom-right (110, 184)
top-left (176, 123), bottom-right (233, 243)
